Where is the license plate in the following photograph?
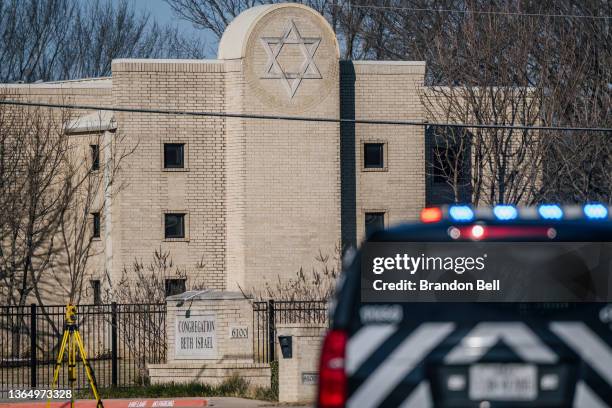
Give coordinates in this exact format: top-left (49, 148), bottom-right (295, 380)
top-left (469, 364), bottom-right (537, 400)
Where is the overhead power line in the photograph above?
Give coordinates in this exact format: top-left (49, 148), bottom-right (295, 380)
top-left (329, 2), bottom-right (612, 20)
top-left (0, 100), bottom-right (610, 133)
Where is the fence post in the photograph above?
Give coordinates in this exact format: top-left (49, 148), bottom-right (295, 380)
top-left (111, 302), bottom-right (118, 387)
top-left (268, 300), bottom-right (275, 362)
top-left (30, 304), bottom-right (37, 388)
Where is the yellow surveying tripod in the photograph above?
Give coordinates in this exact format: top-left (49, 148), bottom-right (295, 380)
top-left (47, 304), bottom-right (104, 408)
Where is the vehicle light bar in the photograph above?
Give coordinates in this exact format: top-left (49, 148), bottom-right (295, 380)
top-left (420, 204), bottom-right (611, 223)
top-left (454, 225), bottom-right (555, 240)
top-left (448, 205), bottom-right (474, 222)
top-left (421, 207), bottom-right (443, 223)
top-left (470, 225), bottom-right (485, 239)
top-left (493, 205), bottom-right (518, 221)
top-left (584, 203), bottom-right (608, 220)
top-left (538, 204), bottom-right (564, 220)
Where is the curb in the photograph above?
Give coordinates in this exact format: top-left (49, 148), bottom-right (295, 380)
top-left (0, 399), bottom-right (208, 408)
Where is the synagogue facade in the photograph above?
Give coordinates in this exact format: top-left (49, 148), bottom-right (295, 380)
top-left (3, 3), bottom-right (434, 298)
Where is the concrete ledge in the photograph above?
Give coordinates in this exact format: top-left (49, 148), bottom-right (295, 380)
top-left (148, 362), bottom-right (271, 388)
top-left (167, 290), bottom-right (249, 302)
top-left (0, 87), bottom-right (112, 97)
top-left (112, 59), bottom-right (225, 73)
top-left (149, 362), bottom-right (270, 369)
top-left (0, 77), bottom-right (112, 89)
top-left (341, 60), bottom-right (426, 75)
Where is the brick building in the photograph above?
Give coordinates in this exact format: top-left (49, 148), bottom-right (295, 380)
top-left (3, 3), bottom-right (439, 299)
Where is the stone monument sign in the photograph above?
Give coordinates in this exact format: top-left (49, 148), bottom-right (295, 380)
top-left (174, 311), bottom-right (217, 359)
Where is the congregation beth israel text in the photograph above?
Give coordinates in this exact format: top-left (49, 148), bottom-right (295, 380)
top-left (369, 253), bottom-right (501, 292)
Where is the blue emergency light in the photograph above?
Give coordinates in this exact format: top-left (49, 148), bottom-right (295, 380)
top-left (538, 204), bottom-right (563, 220)
top-left (493, 205), bottom-right (518, 221)
top-left (584, 204), bottom-right (608, 220)
top-left (448, 205), bottom-right (474, 222)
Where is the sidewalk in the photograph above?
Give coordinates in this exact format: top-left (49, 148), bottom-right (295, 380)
top-left (207, 397), bottom-right (310, 407)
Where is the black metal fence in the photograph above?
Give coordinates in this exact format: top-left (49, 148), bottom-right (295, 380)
top-left (1, 299), bottom-right (325, 393)
top-left (0, 303), bottom-right (165, 397)
top-left (253, 300), bottom-right (328, 363)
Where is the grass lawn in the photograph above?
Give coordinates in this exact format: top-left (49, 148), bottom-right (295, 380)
top-left (76, 376), bottom-right (277, 401)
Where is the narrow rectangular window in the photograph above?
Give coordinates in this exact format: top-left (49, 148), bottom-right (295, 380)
top-left (165, 278), bottom-right (186, 297)
top-left (164, 143), bottom-right (185, 168)
top-left (92, 212), bottom-right (101, 238)
top-left (365, 212), bottom-right (385, 237)
top-left (164, 213), bottom-right (185, 239)
top-left (91, 144), bottom-right (100, 171)
top-left (90, 280), bottom-right (101, 305)
top-left (364, 143), bottom-right (384, 168)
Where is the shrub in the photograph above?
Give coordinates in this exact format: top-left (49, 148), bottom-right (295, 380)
top-left (269, 360), bottom-right (279, 400)
top-left (242, 246), bottom-right (341, 301)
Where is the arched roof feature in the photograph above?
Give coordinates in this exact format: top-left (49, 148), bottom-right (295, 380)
top-left (218, 3), bottom-right (339, 60)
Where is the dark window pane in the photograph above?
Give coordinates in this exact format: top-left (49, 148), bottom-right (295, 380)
top-left (429, 126), bottom-right (469, 185)
top-left (164, 143), bottom-right (184, 168)
top-left (92, 212), bottom-right (100, 238)
top-left (365, 212), bottom-right (385, 237)
top-left (432, 146), bottom-right (467, 184)
top-left (90, 280), bottom-right (101, 305)
top-left (165, 279), bottom-right (186, 297)
top-left (364, 143), bottom-right (384, 168)
top-left (165, 213), bottom-right (185, 238)
top-left (91, 145), bottom-right (100, 171)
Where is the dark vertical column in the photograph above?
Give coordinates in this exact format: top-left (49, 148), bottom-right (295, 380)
top-left (340, 61), bottom-right (357, 250)
top-left (29, 304), bottom-right (37, 388)
top-left (252, 305), bottom-right (257, 363)
top-left (268, 300), bottom-right (275, 362)
top-left (111, 302), bottom-right (118, 386)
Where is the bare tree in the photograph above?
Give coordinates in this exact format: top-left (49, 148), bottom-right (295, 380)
top-left (0, 97), bottom-right (73, 310)
top-left (106, 248), bottom-right (207, 304)
top-left (241, 246), bottom-right (340, 302)
top-left (420, 4), bottom-right (546, 205)
top-left (427, 125), bottom-right (472, 203)
top-left (0, 100), bottom-right (137, 361)
top-left (0, 96), bottom-right (78, 355)
top-left (164, 0), bottom-right (262, 39)
top-left (0, 0), bottom-right (207, 83)
top-left (102, 248), bottom-right (207, 384)
top-left (0, 0), bottom-right (77, 82)
top-left (163, 0), bottom-right (374, 59)
top-left (530, 2), bottom-right (611, 203)
top-left (369, 0), bottom-right (610, 205)
top-left (0, 107), bottom-right (133, 306)
top-left (46, 122), bottom-right (134, 305)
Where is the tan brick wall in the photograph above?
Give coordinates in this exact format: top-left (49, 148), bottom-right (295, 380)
top-left (276, 323), bottom-right (327, 403)
top-left (222, 4), bottom-right (342, 291)
top-left (0, 80), bottom-right (113, 305)
top-left (1, 3), bottom-right (432, 303)
top-left (0, 79), bottom-right (114, 125)
top-left (224, 61), bottom-right (248, 291)
top-left (111, 60), bottom-right (226, 290)
top-left (341, 61), bottom-right (426, 246)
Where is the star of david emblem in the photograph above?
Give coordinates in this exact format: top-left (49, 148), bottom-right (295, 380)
top-left (260, 20), bottom-right (322, 98)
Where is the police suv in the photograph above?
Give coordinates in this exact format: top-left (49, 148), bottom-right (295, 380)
top-left (318, 204), bottom-right (612, 408)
